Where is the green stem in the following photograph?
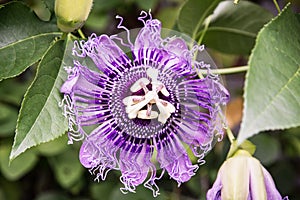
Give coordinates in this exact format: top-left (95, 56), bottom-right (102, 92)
top-left (225, 127), bottom-right (239, 158)
top-left (273, 0), bottom-right (281, 13)
top-left (194, 16), bottom-right (212, 79)
top-left (78, 29), bottom-right (86, 39)
top-left (226, 127), bottom-right (235, 144)
top-left (61, 32), bottom-right (68, 40)
top-left (69, 33), bottom-right (79, 40)
top-left (197, 15), bottom-right (211, 47)
top-left (198, 65), bottom-right (249, 75)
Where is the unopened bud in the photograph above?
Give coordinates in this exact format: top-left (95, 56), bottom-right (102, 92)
top-left (207, 149), bottom-right (288, 200)
top-left (55, 0), bottom-right (93, 32)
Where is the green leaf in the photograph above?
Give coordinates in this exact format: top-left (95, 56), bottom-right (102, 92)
top-left (90, 181), bottom-right (117, 200)
top-left (49, 148), bottom-right (84, 189)
top-left (239, 140), bottom-right (256, 155)
top-left (157, 7), bottom-right (180, 30)
top-left (36, 135), bottom-right (68, 156)
top-left (10, 37), bottom-right (73, 160)
top-left (0, 177), bottom-right (21, 200)
top-left (0, 103), bottom-right (18, 137)
top-left (42, 0), bottom-right (55, 12)
top-left (0, 143), bottom-right (38, 181)
top-left (270, 162), bottom-right (295, 195)
top-left (24, 0), bottom-right (52, 21)
top-left (90, 0), bottom-right (123, 11)
top-left (35, 192), bottom-right (69, 200)
top-left (0, 78), bottom-right (32, 106)
top-left (110, 184), bottom-right (167, 200)
top-left (177, 0), bottom-right (221, 39)
top-left (250, 133), bottom-right (280, 166)
top-left (226, 139), bottom-right (256, 159)
top-left (237, 5), bottom-right (300, 144)
top-left (201, 0), bottom-right (273, 55)
top-left (85, 12), bottom-right (108, 32)
top-left (0, 189), bottom-right (5, 200)
top-left (283, 127), bottom-right (300, 156)
top-left (135, 0), bottom-right (158, 10)
top-left (0, 2), bottom-right (61, 81)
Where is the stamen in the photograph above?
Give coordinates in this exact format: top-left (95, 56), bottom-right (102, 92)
top-left (123, 96), bottom-right (145, 105)
top-left (137, 110), bottom-right (158, 119)
top-left (123, 68), bottom-right (175, 123)
top-left (130, 78), bottom-right (150, 92)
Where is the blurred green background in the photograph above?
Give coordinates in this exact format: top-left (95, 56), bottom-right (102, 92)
top-left (0, 0), bottom-right (300, 199)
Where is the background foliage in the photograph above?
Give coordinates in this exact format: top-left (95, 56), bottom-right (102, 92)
top-left (0, 0), bottom-right (299, 199)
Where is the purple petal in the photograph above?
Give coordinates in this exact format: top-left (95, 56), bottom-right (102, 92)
top-left (119, 144), bottom-right (153, 193)
top-left (79, 122), bottom-right (119, 179)
top-left (74, 34), bottom-right (131, 77)
top-left (134, 19), bottom-right (161, 50)
top-left (171, 78), bottom-right (226, 156)
top-left (164, 38), bottom-right (190, 63)
top-left (156, 134), bottom-right (197, 185)
top-left (206, 172), bottom-right (222, 200)
top-left (206, 79), bottom-right (230, 105)
top-left (64, 63), bottom-right (114, 126)
top-left (262, 167), bottom-right (287, 200)
top-left (60, 66), bottom-right (79, 94)
top-left (79, 140), bottom-right (101, 169)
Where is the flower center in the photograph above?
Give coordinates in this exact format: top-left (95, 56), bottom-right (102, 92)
top-left (123, 68), bottom-right (176, 124)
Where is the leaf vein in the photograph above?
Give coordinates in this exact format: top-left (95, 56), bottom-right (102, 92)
top-left (207, 27), bottom-right (257, 38)
top-left (0, 32), bottom-right (61, 50)
top-left (247, 68), bottom-right (300, 131)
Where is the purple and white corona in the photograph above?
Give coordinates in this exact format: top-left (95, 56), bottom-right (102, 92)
top-left (60, 11), bottom-right (229, 196)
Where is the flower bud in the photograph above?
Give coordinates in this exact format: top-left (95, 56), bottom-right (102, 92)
top-left (207, 149), bottom-right (288, 200)
top-left (55, 0), bottom-right (93, 32)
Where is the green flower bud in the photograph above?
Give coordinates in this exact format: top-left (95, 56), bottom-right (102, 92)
top-left (55, 0), bottom-right (93, 32)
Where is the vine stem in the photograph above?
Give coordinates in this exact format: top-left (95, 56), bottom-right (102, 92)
top-left (61, 32), bottom-right (68, 40)
top-left (226, 127), bottom-right (235, 144)
top-left (273, 0), bottom-right (281, 13)
top-left (197, 15), bottom-right (211, 47)
top-left (194, 16), bottom-right (212, 79)
top-left (198, 65), bottom-right (249, 75)
top-left (78, 29), bottom-right (86, 39)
